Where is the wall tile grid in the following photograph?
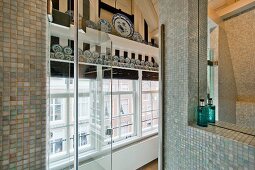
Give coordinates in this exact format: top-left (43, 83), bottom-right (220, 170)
top-left (159, 0), bottom-right (255, 169)
top-left (223, 8), bottom-right (255, 128)
top-left (217, 25), bottom-right (237, 123)
top-left (236, 101), bottom-right (255, 129)
top-left (0, 0), bottom-right (47, 169)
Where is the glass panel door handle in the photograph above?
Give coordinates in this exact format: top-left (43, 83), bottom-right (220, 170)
top-left (105, 128), bottom-right (113, 136)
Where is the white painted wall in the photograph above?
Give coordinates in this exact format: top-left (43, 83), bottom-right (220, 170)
top-left (79, 136), bottom-right (158, 170)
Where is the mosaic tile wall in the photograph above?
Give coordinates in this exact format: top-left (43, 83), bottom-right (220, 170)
top-left (159, 0), bottom-right (255, 169)
top-left (224, 8), bottom-right (255, 102)
top-left (217, 25), bottom-right (237, 123)
top-left (236, 101), bottom-right (255, 129)
top-left (0, 0), bottom-right (47, 169)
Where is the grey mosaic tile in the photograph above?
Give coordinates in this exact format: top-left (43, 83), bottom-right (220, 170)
top-left (159, 0), bottom-right (255, 169)
top-left (0, 0), bottom-right (47, 169)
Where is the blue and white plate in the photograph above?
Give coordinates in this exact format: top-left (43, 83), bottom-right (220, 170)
top-left (132, 32), bottom-right (143, 42)
top-left (131, 59), bottom-right (136, 64)
top-left (98, 19), bottom-right (112, 33)
top-left (52, 44), bottom-right (63, 53)
top-left (92, 52), bottom-right (100, 59)
top-left (112, 13), bottom-right (134, 38)
top-left (119, 56), bottom-right (125, 63)
top-left (83, 50), bottom-right (92, 58)
top-left (63, 46), bottom-right (73, 55)
top-left (85, 20), bottom-right (97, 29)
top-left (79, 48), bottom-right (83, 55)
top-left (113, 55), bottom-right (119, 61)
top-left (125, 58), bottom-right (131, 64)
top-left (55, 52), bottom-right (65, 59)
top-left (135, 59), bottom-right (141, 65)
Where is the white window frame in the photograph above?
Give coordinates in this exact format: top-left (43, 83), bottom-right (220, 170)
top-left (48, 68), bottom-right (159, 168)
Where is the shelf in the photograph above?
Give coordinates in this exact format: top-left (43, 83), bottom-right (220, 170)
top-left (49, 58), bottom-right (159, 73)
top-left (49, 23), bottom-right (159, 61)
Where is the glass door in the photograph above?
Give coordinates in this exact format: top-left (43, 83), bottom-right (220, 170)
top-left (47, 0), bottom-right (113, 169)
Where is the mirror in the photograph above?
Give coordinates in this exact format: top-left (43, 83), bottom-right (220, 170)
top-left (206, 1), bottom-right (255, 132)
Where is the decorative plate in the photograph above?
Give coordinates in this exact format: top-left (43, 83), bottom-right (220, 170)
top-left (113, 61), bottom-right (118, 66)
top-left (119, 56), bottom-right (125, 63)
top-left (100, 53), bottom-right (106, 60)
top-left (92, 52), bottom-right (100, 59)
top-left (85, 20), bottom-right (97, 29)
top-left (52, 44), bottom-right (63, 53)
top-left (112, 13), bottom-right (134, 38)
top-left (65, 55), bottom-right (71, 61)
top-left (135, 59), bottom-right (141, 65)
top-left (105, 55), bottom-right (111, 61)
top-left (50, 52), bottom-right (55, 58)
top-left (79, 48), bottom-right (83, 55)
top-left (113, 55), bottom-right (119, 61)
top-left (63, 46), bottom-right (73, 55)
top-left (140, 60), bottom-right (145, 66)
top-left (55, 52), bottom-right (65, 59)
top-left (131, 59), bottom-right (136, 64)
top-left (97, 19), bottom-right (112, 33)
top-left (83, 50), bottom-right (92, 58)
top-left (130, 63), bottom-right (135, 68)
top-left (96, 58), bottom-right (103, 65)
top-left (149, 61), bottom-right (154, 67)
top-left (125, 58), bottom-right (131, 64)
top-left (145, 61), bottom-right (150, 66)
top-left (132, 32), bottom-right (143, 43)
top-left (104, 60), bottom-right (110, 65)
top-left (79, 55), bottom-right (86, 62)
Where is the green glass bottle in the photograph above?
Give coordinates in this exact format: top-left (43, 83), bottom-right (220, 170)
top-left (208, 98), bottom-right (215, 123)
top-left (197, 99), bottom-right (208, 127)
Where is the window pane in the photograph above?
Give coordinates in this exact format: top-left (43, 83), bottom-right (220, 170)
top-left (120, 114), bottom-right (134, 136)
top-left (152, 111), bottom-right (159, 127)
top-left (112, 117), bottom-right (120, 139)
top-left (119, 80), bottom-right (133, 91)
top-left (152, 93), bottom-right (159, 110)
top-left (120, 94), bottom-right (133, 115)
top-left (151, 81), bottom-right (159, 91)
top-left (142, 81), bottom-right (151, 91)
top-left (50, 128), bottom-right (66, 156)
top-left (142, 94), bottom-right (152, 112)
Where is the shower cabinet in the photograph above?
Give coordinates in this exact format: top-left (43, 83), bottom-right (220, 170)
top-left (47, 1), bottom-right (159, 169)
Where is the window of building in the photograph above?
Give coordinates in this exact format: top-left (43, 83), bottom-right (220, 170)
top-left (49, 68), bottom-right (159, 165)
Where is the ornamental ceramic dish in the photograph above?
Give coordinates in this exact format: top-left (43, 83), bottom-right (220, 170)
top-left (63, 46), bottom-right (73, 55)
top-left (83, 50), bottom-right (92, 58)
top-left (55, 52), bottom-right (65, 59)
top-left (131, 59), bottom-right (136, 64)
top-left (112, 13), bottom-right (134, 38)
top-left (79, 48), bottom-right (83, 55)
top-left (132, 32), bottom-right (143, 43)
top-left (135, 59), bottom-right (141, 65)
top-left (125, 58), bottom-right (130, 64)
top-left (97, 19), bottom-right (112, 33)
top-left (119, 56), bottom-right (125, 63)
top-left (92, 52), bottom-right (100, 59)
top-left (85, 20), bottom-right (97, 29)
top-left (52, 44), bottom-right (63, 53)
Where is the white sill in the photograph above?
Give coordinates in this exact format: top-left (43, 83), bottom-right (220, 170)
top-left (49, 131), bottom-right (158, 170)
